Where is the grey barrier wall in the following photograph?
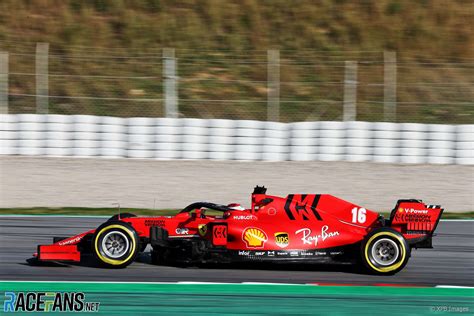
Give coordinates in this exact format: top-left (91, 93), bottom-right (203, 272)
top-left (0, 114), bottom-right (472, 211)
top-left (1, 114), bottom-right (473, 164)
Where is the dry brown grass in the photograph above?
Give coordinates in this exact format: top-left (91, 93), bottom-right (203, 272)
top-left (0, 0), bottom-right (472, 122)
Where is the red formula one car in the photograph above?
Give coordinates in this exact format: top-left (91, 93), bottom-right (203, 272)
top-left (32, 186), bottom-right (443, 274)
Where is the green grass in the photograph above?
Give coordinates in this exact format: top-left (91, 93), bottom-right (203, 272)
top-left (0, 208), bottom-right (472, 219)
top-left (0, 0), bottom-right (472, 123)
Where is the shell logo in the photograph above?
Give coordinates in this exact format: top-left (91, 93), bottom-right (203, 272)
top-left (398, 207), bottom-right (404, 213)
top-left (242, 227), bottom-right (268, 248)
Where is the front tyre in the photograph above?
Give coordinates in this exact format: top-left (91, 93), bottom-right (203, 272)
top-left (92, 221), bottom-right (139, 268)
top-left (360, 228), bottom-right (410, 275)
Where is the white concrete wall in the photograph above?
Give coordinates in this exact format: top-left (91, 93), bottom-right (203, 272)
top-left (1, 114), bottom-right (472, 164)
top-left (0, 157), bottom-right (472, 212)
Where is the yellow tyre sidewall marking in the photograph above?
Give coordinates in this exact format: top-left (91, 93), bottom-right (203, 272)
top-left (364, 231), bottom-right (406, 273)
top-left (94, 224), bottom-right (137, 265)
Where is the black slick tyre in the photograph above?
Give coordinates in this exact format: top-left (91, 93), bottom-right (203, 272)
top-left (92, 221), bottom-right (140, 268)
top-left (360, 227), bottom-right (410, 275)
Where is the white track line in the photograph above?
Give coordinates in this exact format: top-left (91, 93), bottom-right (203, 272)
top-left (1, 280), bottom-right (473, 288)
top-left (435, 285), bottom-right (474, 289)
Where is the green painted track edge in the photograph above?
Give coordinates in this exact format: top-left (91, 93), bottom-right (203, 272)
top-left (1, 281), bottom-right (473, 297)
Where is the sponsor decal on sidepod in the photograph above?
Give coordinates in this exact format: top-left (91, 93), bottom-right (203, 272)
top-left (295, 225), bottom-right (339, 247)
top-left (274, 232), bottom-right (289, 248)
top-left (242, 227), bottom-right (268, 248)
top-left (175, 228), bottom-right (189, 235)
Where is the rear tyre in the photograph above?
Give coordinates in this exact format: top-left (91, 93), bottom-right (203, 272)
top-left (92, 221), bottom-right (139, 268)
top-left (360, 228), bottom-right (410, 275)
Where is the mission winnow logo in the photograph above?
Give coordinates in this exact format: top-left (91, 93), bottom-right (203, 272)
top-left (3, 292), bottom-right (100, 312)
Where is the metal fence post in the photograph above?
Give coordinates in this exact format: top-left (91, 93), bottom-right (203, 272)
top-left (267, 49), bottom-right (280, 122)
top-left (36, 42), bottom-right (49, 114)
top-left (163, 48), bottom-right (178, 118)
top-left (0, 52), bottom-right (8, 114)
top-left (343, 60), bottom-right (358, 121)
top-left (384, 51), bottom-right (397, 122)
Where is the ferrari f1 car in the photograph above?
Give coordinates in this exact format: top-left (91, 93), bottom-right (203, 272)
top-left (32, 186), bottom-right (443, 274)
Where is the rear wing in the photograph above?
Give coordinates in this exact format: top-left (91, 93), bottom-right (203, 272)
top-left (389, 199), bottom-right (443, 242)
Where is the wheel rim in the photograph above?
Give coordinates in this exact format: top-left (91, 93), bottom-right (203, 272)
top-left (371, 238), bottom-right (399, 266)
top-left (101, 231), bottom-right (130, 258)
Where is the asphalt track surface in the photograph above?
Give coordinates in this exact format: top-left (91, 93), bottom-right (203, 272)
top-left (0, 216), bottom-right (473, 286)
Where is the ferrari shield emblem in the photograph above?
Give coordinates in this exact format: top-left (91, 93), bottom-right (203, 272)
top-left (275, 232), bottom-right (289, 248)
top-left (198, 224), bottom-right (207, 237)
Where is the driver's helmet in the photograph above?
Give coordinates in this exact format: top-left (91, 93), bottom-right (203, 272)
top-left (227, 203), bottom-right (245, 211)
